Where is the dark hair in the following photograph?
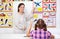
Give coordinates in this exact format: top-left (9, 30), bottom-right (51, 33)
top-left (35, 19), bottom-right (47, 31)
top-left (18, 3), bottom-right (25, 12)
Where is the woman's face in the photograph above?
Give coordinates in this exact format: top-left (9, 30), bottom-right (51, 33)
top-left (19, 5), bottom-right (25, 13)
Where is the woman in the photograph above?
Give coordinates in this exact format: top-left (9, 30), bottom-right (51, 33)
top-left (14, 3), bottom-right (27, 34)
top-left (26, 19), bottom-right (54, 39)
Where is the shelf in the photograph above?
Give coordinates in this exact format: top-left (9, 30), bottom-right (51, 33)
top-left (0, 10), bottom-right (13, 12)
top-left (0, 26), bottom-right (12, 28)
top-left (47, 26), bottom-right (56, 28)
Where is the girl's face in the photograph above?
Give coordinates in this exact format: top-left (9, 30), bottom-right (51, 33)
top-left (38, 19), bottom-right (44, 25)
top-left (38, 20), bottom-right (42, 24)
top-left (19, 5), bottom-right (25, 13)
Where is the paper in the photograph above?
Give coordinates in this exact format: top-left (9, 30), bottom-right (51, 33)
top-left (37, 7), bottom-right (42, 12)
top-left (34, 0), bottom-right (42, 12)
top-left (33, 13), bottom-right (38, 19)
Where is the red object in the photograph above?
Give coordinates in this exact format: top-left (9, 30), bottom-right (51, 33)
top-left (0, 13), bottom-right (6, 17)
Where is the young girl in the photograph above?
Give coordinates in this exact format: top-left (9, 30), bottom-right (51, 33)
top-left (26, 19), bottom-right (54, 39)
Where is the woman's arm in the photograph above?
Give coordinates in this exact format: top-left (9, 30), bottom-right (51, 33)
top-left (15, 25), bottom-right (26, 30)
top-left (26, 21), bottom-right (32, 37)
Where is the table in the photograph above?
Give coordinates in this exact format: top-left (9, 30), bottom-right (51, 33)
top-left (0, 34), bottom-right (60, 39)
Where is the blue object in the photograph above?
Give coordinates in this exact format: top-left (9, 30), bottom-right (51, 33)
top-left (34, 2), bottom-right (41, 7)
top-left (46, 4), bottom-right (51, 10)
top-left (44, 4), bottom-right (51, 10)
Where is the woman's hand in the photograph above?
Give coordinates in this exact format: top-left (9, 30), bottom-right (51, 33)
top-left (23, 26), bottom-right (26, 31)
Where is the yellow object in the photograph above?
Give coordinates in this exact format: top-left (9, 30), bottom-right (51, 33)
top-left (5, 0), bottom-right (7, 2)
top-left (0, 6), bottom-right (4, 8)
top-left (37, 7), bottom-right (42, 12)
top-left (8, 6), bottom-right (13, 8)
top-left (5, 0), bottom-right (9, 2)
top-left (33, 14), bottom-right (38, 19)
top-left (0, 22), bottom-right (4, 24)
top-left (8, 22), bottom-right (12, 25)
top-left (4, 13), bottom-right (9, 19)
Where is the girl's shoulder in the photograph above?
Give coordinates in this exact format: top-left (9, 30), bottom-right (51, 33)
top-left (47, 31), bottom-right (51, 33)
top-left (46, 31), bottom-right (51, 35)
top-left (31, 30), bottom-right (36, 33)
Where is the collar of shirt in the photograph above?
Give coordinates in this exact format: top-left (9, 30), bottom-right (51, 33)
top-left (37, 28), bottom-right (44, 31)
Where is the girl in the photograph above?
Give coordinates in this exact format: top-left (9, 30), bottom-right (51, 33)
top-left (26, 19), bottom-right (54, 39)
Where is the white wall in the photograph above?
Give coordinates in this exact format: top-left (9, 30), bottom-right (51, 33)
top-left (0, 0), bottom-right (60, 38)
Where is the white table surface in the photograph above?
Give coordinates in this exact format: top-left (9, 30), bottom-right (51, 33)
top-left (0, 34), bottom-right (31, 39)
top-left (0, 34), bottom-right (60, 39)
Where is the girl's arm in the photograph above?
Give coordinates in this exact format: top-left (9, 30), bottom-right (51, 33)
top-left (50, 35), bottom-right (55, 39)
top-left (26, 5), bottom-right (35, 37)
top-left (26, 21), bottom-right (32, 37)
